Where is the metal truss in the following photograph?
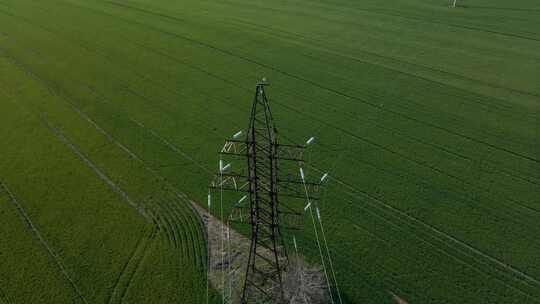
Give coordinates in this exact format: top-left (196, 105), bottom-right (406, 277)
top-left (210, 82), bottom-right (321, 303)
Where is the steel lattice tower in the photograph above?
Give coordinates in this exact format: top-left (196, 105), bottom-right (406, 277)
top-left (241, 83), bottom-right (288, 303)
top-left (211, 82), bottom-right (320, 303)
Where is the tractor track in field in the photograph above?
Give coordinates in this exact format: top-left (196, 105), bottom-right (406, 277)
top-left (46, 0), bottom-right (540, 164)
top-left (47, 85), bottom-right (207, 253)
top-left (43, 0), bottom-right (540, 117)
top-left (241, 17), bottom-right (540, 103)
top-left (117, 38), bottom-right (539, 184)
top-left (0, 40), bottom-right (158, 225)
top-left (129, 82), bottom-right (540, 300)
top-left (47, 79), bottom-right (206, 255)
top-left (212, 0), bottom-right (540, 43)
top-left (2, 2), bottom-right (538, 196)
top-left (347, 204), bottom-right (540, 302)
top-left (1, 10), bottom-right (536, 266)
top-left (1, 26), bottom-right (207, 258)
top-left (225, 17), bottom-right (540, 124)
top-left (69, 10), bottom-right (540, 181)
top-left (339, 193), bottom-right (540, 302)
top-left (107, 226), bottom-right (158, 304)
top-left (2, 55), bottom-right (185, 248)
top-left (122, 45), bottom-right (540, 194)
top-left (319, 169), bottom-right (540, 291)
top-left (130, 0), bottom-right (540, 108)
top-left (0, 182), bottom-right (89, 304)
top-left (105, 0), bottom-right (540, 45)
top-left (353, 8), bottom-right (540, 43)
top-left (3, 11), bottom-right (536, 282)
top-left (43, 119), bottom-right (155, 224)
top-left (96, 0), bottom-right (540, 118)
top-left (116, 34), bottom-right (540, 189)
top-left (462, 6), bottom-right (540, 13)
top-left (0, 47), bottom-right (198, 249)
top-left (3, 0), bottom-right (540, 194)
top-left (1, 44), bottom-right (207, 301)
top-left (2, 4), bottom-right (536, 300)
top-left (126, 118), bottom-right (212, 175)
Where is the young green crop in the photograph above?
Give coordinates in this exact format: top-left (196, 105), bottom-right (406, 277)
top-left (0, 0), bottom-right (538, 302)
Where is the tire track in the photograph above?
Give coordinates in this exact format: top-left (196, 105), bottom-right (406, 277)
top-left (1, 30), bottom-right (208, 269)
top-left (1, 45), bottom-right (193, 248)
top-left (0, 182), bottom-right (88, 304)
top-left (0, 4), bottom-right (216, 176)
top-left (107, 226), bottom-right (158, 304)
top-left (1, 51), bottom-right (207, 302)
top-left (0, 41), bottom-right (160, 224)
top-left (43, 117), bottom-right (154, 223)
top-left (8, 3), bottom-right (540, 162)
top-left (123, 44), bottom-right (540, 192)
top-left (2, 11), bottom-right (536, 268)
top-left (3, 2), bottom-right (537, 193)
top-left (102, 2), bottom-right (538, 163)
top-left (315, 168), bottom-right (540, 289)
top-left (7, 14), bottom-right (536, 292)
top-left (210, 0), bottom-right (540, 43)
top-left (50, 0), bottom-right (540, 164)
top-left (118, 37), bottom-right (540, 188)
top-left (0, 11), bottom-right (209, 301)
top-left (59, 3), bottom-right (540, 179)
top-left (356, 7), bottom-right (540, 43)
top-left (338, 193), bottom-right (540, 301)
top-left (229, 17), bottom-right (540, 109)
top-left (100, 0), bottom-right (540, 116)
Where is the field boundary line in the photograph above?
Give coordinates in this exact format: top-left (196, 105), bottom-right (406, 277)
top-left (0, 182), bottom-right (89, 304)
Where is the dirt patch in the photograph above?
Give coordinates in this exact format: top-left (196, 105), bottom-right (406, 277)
top-left (191, 202), bottom-right (329, 303)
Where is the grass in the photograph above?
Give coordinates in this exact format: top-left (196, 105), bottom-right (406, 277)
top-left (0, 0), bottom-right (538, 303)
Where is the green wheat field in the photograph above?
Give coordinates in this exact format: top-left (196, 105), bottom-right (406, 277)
top-left (0, 0), bottom-right (539, 303)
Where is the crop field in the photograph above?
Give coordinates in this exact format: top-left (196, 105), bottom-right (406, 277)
top-left (0, 0), bottom-right (539, 303)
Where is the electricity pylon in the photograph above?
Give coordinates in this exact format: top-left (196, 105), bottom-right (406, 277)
top-left (211, 82), bottom-right (320, 303)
